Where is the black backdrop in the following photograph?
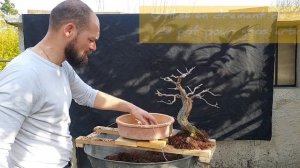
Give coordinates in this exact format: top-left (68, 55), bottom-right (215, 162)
top-left (23, 14), bottom-right (275, 141)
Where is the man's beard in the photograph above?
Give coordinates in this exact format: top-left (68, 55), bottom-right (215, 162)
top-left (65, 38), bottom-right (89, 68)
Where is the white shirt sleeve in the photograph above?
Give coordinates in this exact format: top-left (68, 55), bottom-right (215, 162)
top-left (63, 62), bottom-right (98, 107)
top-left (0, 67), bottom-right (39, 167)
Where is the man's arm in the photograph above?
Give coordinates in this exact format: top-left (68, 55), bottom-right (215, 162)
top-left (0, 68), bottom-right (38, 167)
top-left (94, 91), bottom-right (157, 125)
top-left (64, 62), bottom-right (157, 125)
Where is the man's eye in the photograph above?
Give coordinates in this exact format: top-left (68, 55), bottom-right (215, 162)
top-left (89, 39), bottom-right (94, 42)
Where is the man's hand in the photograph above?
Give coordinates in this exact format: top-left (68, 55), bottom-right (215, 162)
top-left (94, 91), bottom-right (158, 125)
top-left (129, 105), bottom-right (158, 125)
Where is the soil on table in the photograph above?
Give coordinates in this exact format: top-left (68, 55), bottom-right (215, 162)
top-left (168, 131), bottom-right (215, 150)
top-left (104, 131), bottom-right (214, 163)
top-left (104, 151), bottom-right (183, 163)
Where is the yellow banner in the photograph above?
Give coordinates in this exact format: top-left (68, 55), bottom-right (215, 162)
top-left (139, 13), bottom-right (277, 43)
top-left (139, 6), bottom-right (300, 44)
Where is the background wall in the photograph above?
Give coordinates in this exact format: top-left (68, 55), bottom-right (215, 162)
top-left (211, 87), bottom-right (300, 167)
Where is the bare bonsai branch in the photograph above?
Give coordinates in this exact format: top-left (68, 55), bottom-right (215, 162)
top-left (187, 86), bottom-right (192, 93)
top-left (191, 89), bottom-right (220, 108)
top-left (180, 66), bottom-right (195, 78)
top-left (170, 74), bottom-right (177, 79)
top-left (155, 90), bottom-right (180, 105)
top-left (167, 87), bottom-right (178, 90)
top-left (187, 84), bottom-right (203, 96)
top-left (157, 99), bottom-right (177, 105)
top-left (170, 66), bottom-right (196, 79)
top-left (177, 69), bottom-right (183, 75)
top-left (160, 77), bottom-right (176, 84)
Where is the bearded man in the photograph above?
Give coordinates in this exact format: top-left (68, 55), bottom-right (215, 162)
top-left (0, 0), bottom-right (157, 167)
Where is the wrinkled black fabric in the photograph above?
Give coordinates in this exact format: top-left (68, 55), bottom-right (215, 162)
top-left (23, 14), bottom-right (275, 141)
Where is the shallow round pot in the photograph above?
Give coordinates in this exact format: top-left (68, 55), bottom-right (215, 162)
top-left (116, 113), bottom-right (175, 140)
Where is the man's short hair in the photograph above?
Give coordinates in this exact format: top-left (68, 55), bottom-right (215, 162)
top-left (49, 0), bottom-right (93, 31)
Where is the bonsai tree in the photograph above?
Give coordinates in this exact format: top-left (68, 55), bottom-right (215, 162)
top-left (156, 67), bottom-right (220, 142)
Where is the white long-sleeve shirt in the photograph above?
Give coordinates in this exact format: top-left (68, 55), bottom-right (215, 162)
top-left (0, 49), bottom-right (97, 168)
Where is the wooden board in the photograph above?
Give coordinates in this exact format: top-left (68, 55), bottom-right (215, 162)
top-left (75, 126), bottom-right (216, 163)
top-left (115, 137), bottom-right (167, 149)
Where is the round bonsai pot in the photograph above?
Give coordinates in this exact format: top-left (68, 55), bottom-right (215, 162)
top-left (116, 113), bottom-right (175, 140)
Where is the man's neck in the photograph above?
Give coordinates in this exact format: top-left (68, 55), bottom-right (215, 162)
top-left (32, 34), bottom-right (66, 66)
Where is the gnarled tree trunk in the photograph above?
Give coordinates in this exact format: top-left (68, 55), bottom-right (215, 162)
top-left (176, 83), bottom-right (209, 142)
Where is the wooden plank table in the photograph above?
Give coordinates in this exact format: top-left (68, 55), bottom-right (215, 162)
top-left (75, 126), bottom-right (216, 164)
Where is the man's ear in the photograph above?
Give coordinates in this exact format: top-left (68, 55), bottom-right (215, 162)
top-left (63, 23), bottom-right (77, 38)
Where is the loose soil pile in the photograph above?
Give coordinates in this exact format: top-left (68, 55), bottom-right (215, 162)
top-left (105, 131), bottom-right (215, 163)
top-left (105, 151), bottom-right (183, 163)
top-left (168, 131), bottom-right (215, 150)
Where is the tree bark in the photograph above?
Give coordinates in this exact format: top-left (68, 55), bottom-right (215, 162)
top-left (176, 83), bottom-right (209, 142)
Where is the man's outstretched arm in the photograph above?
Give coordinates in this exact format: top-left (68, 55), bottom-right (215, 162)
top-left (93, 91), bottom-right (157, 125)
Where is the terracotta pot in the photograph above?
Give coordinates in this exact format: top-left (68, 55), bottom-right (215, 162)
top-left (116, 113), bottom-right (175, 140)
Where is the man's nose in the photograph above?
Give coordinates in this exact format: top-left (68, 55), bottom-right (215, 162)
top-left (90, 42), bottom-right (97, 51)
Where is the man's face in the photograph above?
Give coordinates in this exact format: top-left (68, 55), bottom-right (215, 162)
top-left (65, 36), bottom-right (90, 68)
top-left (65, 14), bottom-right (100, 68)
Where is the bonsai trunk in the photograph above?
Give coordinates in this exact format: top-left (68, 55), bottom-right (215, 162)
top-left (176, 84), bottom-right (209, 142)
